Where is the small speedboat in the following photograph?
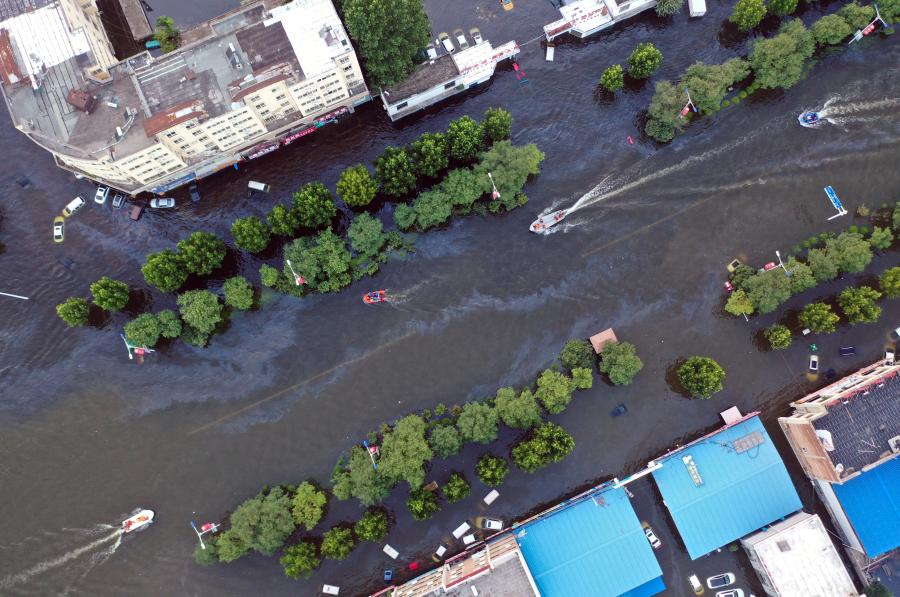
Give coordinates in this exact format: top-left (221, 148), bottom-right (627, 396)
top-left (363, 290), bottom-right (387, 304)
top-left (798, 111), bottom-right (822, 128)
top-left (530, 210), bottom-right (567, 233)
top-left (122, 509), bottom-right (154, 533)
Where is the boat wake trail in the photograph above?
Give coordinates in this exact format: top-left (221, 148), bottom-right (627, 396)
top-left (0, 528), bottom-right (123, 590)
top-left (820, 97), bottom-right (900, 117)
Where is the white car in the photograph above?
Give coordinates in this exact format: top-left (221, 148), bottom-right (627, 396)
top-left (453, 28), bottom-right (468, 50)
top-left (150, 197), bottom-right (175, 208)
top-left (470, 27), bottom-right (483, 45)
top-left (476, 517), bottom-right (503, 531)
top-left (94, 186), bottom-right (109, 204)
top-left (715, 591), bottom-right (743, 597)
top-left (62, 196), bottom-right (86, 217)
top-left (808, 355), bottom-right (819, 372)
top-left (707, 573), bottom-right (736, 589)
top-left (643, 524), bottom-right (662, 549)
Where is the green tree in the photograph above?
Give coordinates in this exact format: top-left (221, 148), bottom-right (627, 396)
top-left (826, 231), bottom-right (873, 273)
top-left (142, 249), bottom-right (188, 292)
top-left (677, 356), bottom-right (726, 399)
top-left (457, 402), bottom-right (499, 444)
top-left (880, 267), bottom-right (900, 298)
top-left (292, 182), bottom-right (337, 229)
top-left (862, 583), bottom-right (893, 597)
top-left (725, 289), bottom-right (755, 317)
top-left (655, 0), bottom-right (684, 16)
top-left (598, 341), bottom-right (644, 386)
top-left (216, 529), bottom-right (249, 562)
top-left (869, 226), bottom-right (894, 250)
top-left (599, 64), bottom-right (625, 92)
top-left (229, 487), bottom-right (296, 556)
top-left (447, 116), bottom-right (483, 162)
top-left (375, 146), bottom-right (417, 197)
top-left (180, 324), bottom-right (210, 348)
top-left (177, 232), bottom-right (226, 276)
top-left (645, 81), bottom-right (688, 142)
top-left (157, 309), bottom-right (182, 339)
top-left (764, 323), bottom-right (792, 350)
top-left (681, 59), bottom-right (750, 112)
top-left (811, 14), bottom-right (853, 45)
top-left (194, 535), bottom-right (219, 565)
top-left (429, 424), bottom-right (463, 458)
top-left (280, 540), bottom-right (319, 580)
top-left (290, 482), bottom-right (328, 531)
top-left (730, 264), bottom-right (756, 290)
top-left (559, 339), bottom-right (595, 372)
top-left (838, 2), bottom-right (875, 28)
top-left (331, 445), bottom-right (392, 506)
top-left (337, 164), bottom-right (377, 207)
top-left (411, 132), bottom-right (449, 178)
top-left (320, 527), bottom-right (355, 560)
top-left (473, 141), bottom-right (544, 213)
top-left (341, 0), bottom-right (431, 89)
top-left (895, 202), bottom-right (900, 232)
top-left (347, 213), bottom-right (386, 258)
top-left (749, 19), bottom-right (815, 90)
top-left (799, 302), bottom-right (840, 333)
top-left (223, 276), bottom-right (254, 310)
top-left (407, 487), bottom-right (441, 520)
top-left (627, 42), bottom-right (663, 79)
top-left (125, 313), bottom-right (161, 347)
top-left (879, 0), bottom-right (900, 24)
top-left (730, 0), bottom-right (766, 31)
top-left (494, 387), bottom-right (542, 430)
top-left (482, 107), bottom-right (513, 144)
top-left (380, 414), bottom-right (433, 489)
top-left (154, 15), bottom-right (180, 53)
top-left (260, 264), bottom-right (280, 288)
top-left (768, 0), bottom-right (798, 17)
top-left (283, 230), bottom-right (353, 293)
top-left (354, 509), bottom-right (389, 541)
top-left (267, 203), bottom-right (302, 236)
top-left (442, 472), bottom-right (471, 503)
top-left (785, 258), bottom-right (817, 294)
top-left (56, 297), bottom-right (90, 327)
top-left (89, 276), bottom-right (129, 311)
top-left (571, 367), bottom-right (593, 389)
top-left (535, 368), bottom-right (574, 414)
top-left (746, 268), bottom-right (792, 313)
top-left (512, 422), bottom-right (575, 473)
top-left (838, 286), bottom-right (882, 324)
top-left (807, 247), bottom-right (839, 282)
top-left (177, 290), bottom-right (222, 334)
top-left (475, 454), bottom-right (508, 487)
top-left (231, 216), bottom-right (270, 254)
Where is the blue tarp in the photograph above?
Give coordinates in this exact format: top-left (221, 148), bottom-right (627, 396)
top-left (651, 416), bottom-right (802, 559)
top-left (516, 485), bottom-right (664, 597)
top-left (833, 456), bottom-right (900, 558)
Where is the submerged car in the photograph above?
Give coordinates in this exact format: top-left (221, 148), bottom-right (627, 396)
top-left (470, 27), bottom-right (483, 45)
top-left (150, 197), bottom-right (175, 209)
top-left (688, 574), bottom-right (705, 595)
top-left (809, 355), bottom-right (819, 372)
top-left (52, 216), bottom-right (65, 243)
top-left (112, 193), bottom-right (126, 208)
top-left (476, 517), bottom-right (503, 531)
top-left (715, 590), bottom-right (744, 597)
top-left (94, 186), bottom-right (109, 204)
top-left (62, 196), bottom-right (86, 217)
top-left (643, 522), bottom-right (662, 549)
top-left (707, 573), bottom-right (735, 589)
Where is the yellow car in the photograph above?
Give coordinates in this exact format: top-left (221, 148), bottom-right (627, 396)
top-left (53, 216), bottom-right (65, 243)
top-left (501, 0), bottom-right (514, 10)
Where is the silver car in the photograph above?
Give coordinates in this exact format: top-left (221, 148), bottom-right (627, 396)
top-left (150, 197), bottom-right (175, 209)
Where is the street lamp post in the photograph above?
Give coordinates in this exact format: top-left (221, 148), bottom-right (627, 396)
top-left (487, 172), bottom-right (500, 200)
top-left (191, 520), bottom-right (220, 550)
top-left (285, 259), bottom-right (305, 286)
top-left (775, 250), bottom-right (792, 277)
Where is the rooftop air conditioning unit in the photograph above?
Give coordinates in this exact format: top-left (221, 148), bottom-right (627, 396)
top-left (889, 436), bottom-right (900, 454)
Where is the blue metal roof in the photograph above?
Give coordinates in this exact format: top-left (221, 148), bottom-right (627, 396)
top-left (651, 415), bottom-right (802, 559)
top-left (833, 456), bottom-right (900, 558)
top-left (516, 485), bottom-right (664, 597)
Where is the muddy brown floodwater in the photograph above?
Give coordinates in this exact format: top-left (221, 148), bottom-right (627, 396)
top-left (0, 0), bottom-right (898, 594)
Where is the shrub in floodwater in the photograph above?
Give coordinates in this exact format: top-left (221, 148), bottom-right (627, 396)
top-left (722, 100), bottom-right (731, 107)
top-left (739, 90), bottom-right (748, 99)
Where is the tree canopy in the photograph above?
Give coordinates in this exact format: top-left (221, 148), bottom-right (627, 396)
top-left (730, 0), bottom-right (766, 31)
top-left (347, 213), bottom-right (387, 258)
top-left (142, 249), bottom-right (188, 292)
top-left (337, 164), bottom-right (377, 207)
top-left (768, 0), bottom-right (798, 17)
top-left (475, 454), bottom-right (508, 487)
top-left (645, 81), bottom-right (688, 142)
top-left (681, 59), bottom-right (749, 112)
top-left (283, 230), bottom-right (353, 293)
top-left (482, 107), bottom-right (513, 145)
top-left (869, 226), bottom-right (894, 250)
top-left (749, 20), bottom-right (814, 90)
top-left (724, 289), bottom-right (754, 317)
top-left (292, 182), bottom-right (337, 229)
top-left (57, 297), bottom-right (90, 327)
top-left (838, 286), bottom-right (882, 324)
top-left (375, 146), bottom-right (417, 197)
top-left (765, 324), bottom-right (792, 350)
top-left (655, 0), bottom-right (685, 16)
top-left (280, 540), bottom-right (319, 580)
top-left (512, 422), bottom-right (576, 473)
top-left (429, 424), bottom-right (463, 458)
top-left (90, 277), bottom-right (129, 311)
top-left (677, 356), bottom-right (725, 399)
top-left (177, 290), bottom-right (222, 335)
top-left (321, 526), bottom-right (355, 560)
top-left (447, 116), bottom-right (483, 162)
top-left (177, 231), bottom-right (226, 276)
top-left (838, 2), bottom-right (875, 28)
top-left (627, 42), bottom-right (663, 79)
top-left (799, 302), bottom-right (840, 333)
top-left (223, 276), bottom-right (254, 310)
top-left (559, 339), bottom-right (595, 372)
top-left (745, 268), bottom-right (792, 313)
top-left (291, 482), bottom-right (328, 531)
top-left (379, 414), bottom-right (433, 489)
top-left (354, 509), bottom-right (389, 541)
top-left (228, 487), bottom-right (296, 556)
top-left (407, 487), bottom-right (441, 520)
top-left (598, 341), bottom-right (644, 386)
top-left (340, 0), bottom-right (431, 89)
top-left (125, 313), bottom-right (161, 347)
top-left (442, 472), bottom-right (471, 503)
top-left (494, 387), bottom-right (542, 430)
top-left (331, 445), bottom-right (392, 506)
top-left (411, 132), bottom-right (449, 178)
top-left (457, 402), bottom-right (500, 444)
top-left (806, 247), bottom-right (839, 282)
top-left (825, 231), bottom-right (872, 273)
top-left (880, 267), bottom-right (900, 298)
top-left (811, 14), bottom-right (852, 45)
top-left (599, 64), bottom-right (624, 92)
top-left (231, 216), bottom-right (270, 254)
top-left (535, 368), bottom-right (574, 414)
top-left (267, 203), bottom-right (301, 237)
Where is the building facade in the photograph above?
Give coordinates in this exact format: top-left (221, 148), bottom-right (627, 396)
top-left (0, 0), bottom-right (369, 194)
top-left (543, 0), bottom-right (659, 42)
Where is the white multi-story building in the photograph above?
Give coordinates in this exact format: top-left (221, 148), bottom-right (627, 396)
top-left (0, 0), bottom-right (369, 194)
top-left (543, 0), bottom-right (659, 41)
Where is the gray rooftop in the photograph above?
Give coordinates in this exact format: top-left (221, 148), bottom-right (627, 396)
top-left (382, 54), bottom-right (458, 104)
top-left (0, 0), bottom-right (52, 20)
top-left (813, 371), bottom-right (900, 473)
top-left (444, 553), bottom-right (537, 597)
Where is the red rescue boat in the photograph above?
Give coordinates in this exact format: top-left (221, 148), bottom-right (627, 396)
top-left (363, 290), bottom-right (387, 304)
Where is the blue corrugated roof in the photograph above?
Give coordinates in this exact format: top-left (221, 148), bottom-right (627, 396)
top-left (833, 456), bottom-right (900, 558)
top-left (516, 485), bottom-right (664, 597)
top-left (651, 415), bottom-right (802, 559)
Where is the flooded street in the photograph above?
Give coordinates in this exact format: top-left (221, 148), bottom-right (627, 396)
top-left (0, 0), bottom-right (898, 594)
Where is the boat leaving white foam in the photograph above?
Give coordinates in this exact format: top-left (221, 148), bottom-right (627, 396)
top-left (530, 210), bottom-right (567, 233)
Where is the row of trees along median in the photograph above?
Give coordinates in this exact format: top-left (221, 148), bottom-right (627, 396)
top-left (56, 109), bottom-right (545, 349)
top-left (194, 338), bottom-right (646, 577)
top-left (725, 205), bottom-right (898, 319)
top-left (644, 0), bottom-right (900, 142)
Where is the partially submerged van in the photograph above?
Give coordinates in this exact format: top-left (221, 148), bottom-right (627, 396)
top-left (248, 180), bottom-right (271, 193)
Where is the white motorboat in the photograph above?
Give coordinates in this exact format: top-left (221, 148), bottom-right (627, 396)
top-left (530, 209), bottom-right (567, 233)
top-left (122, 509), bottom-right (154, 533)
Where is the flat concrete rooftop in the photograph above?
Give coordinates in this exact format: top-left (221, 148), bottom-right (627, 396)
top-left (445, 551), bottom-right (536, 597)
top-left (383, 54), bottom-right (458, 104)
